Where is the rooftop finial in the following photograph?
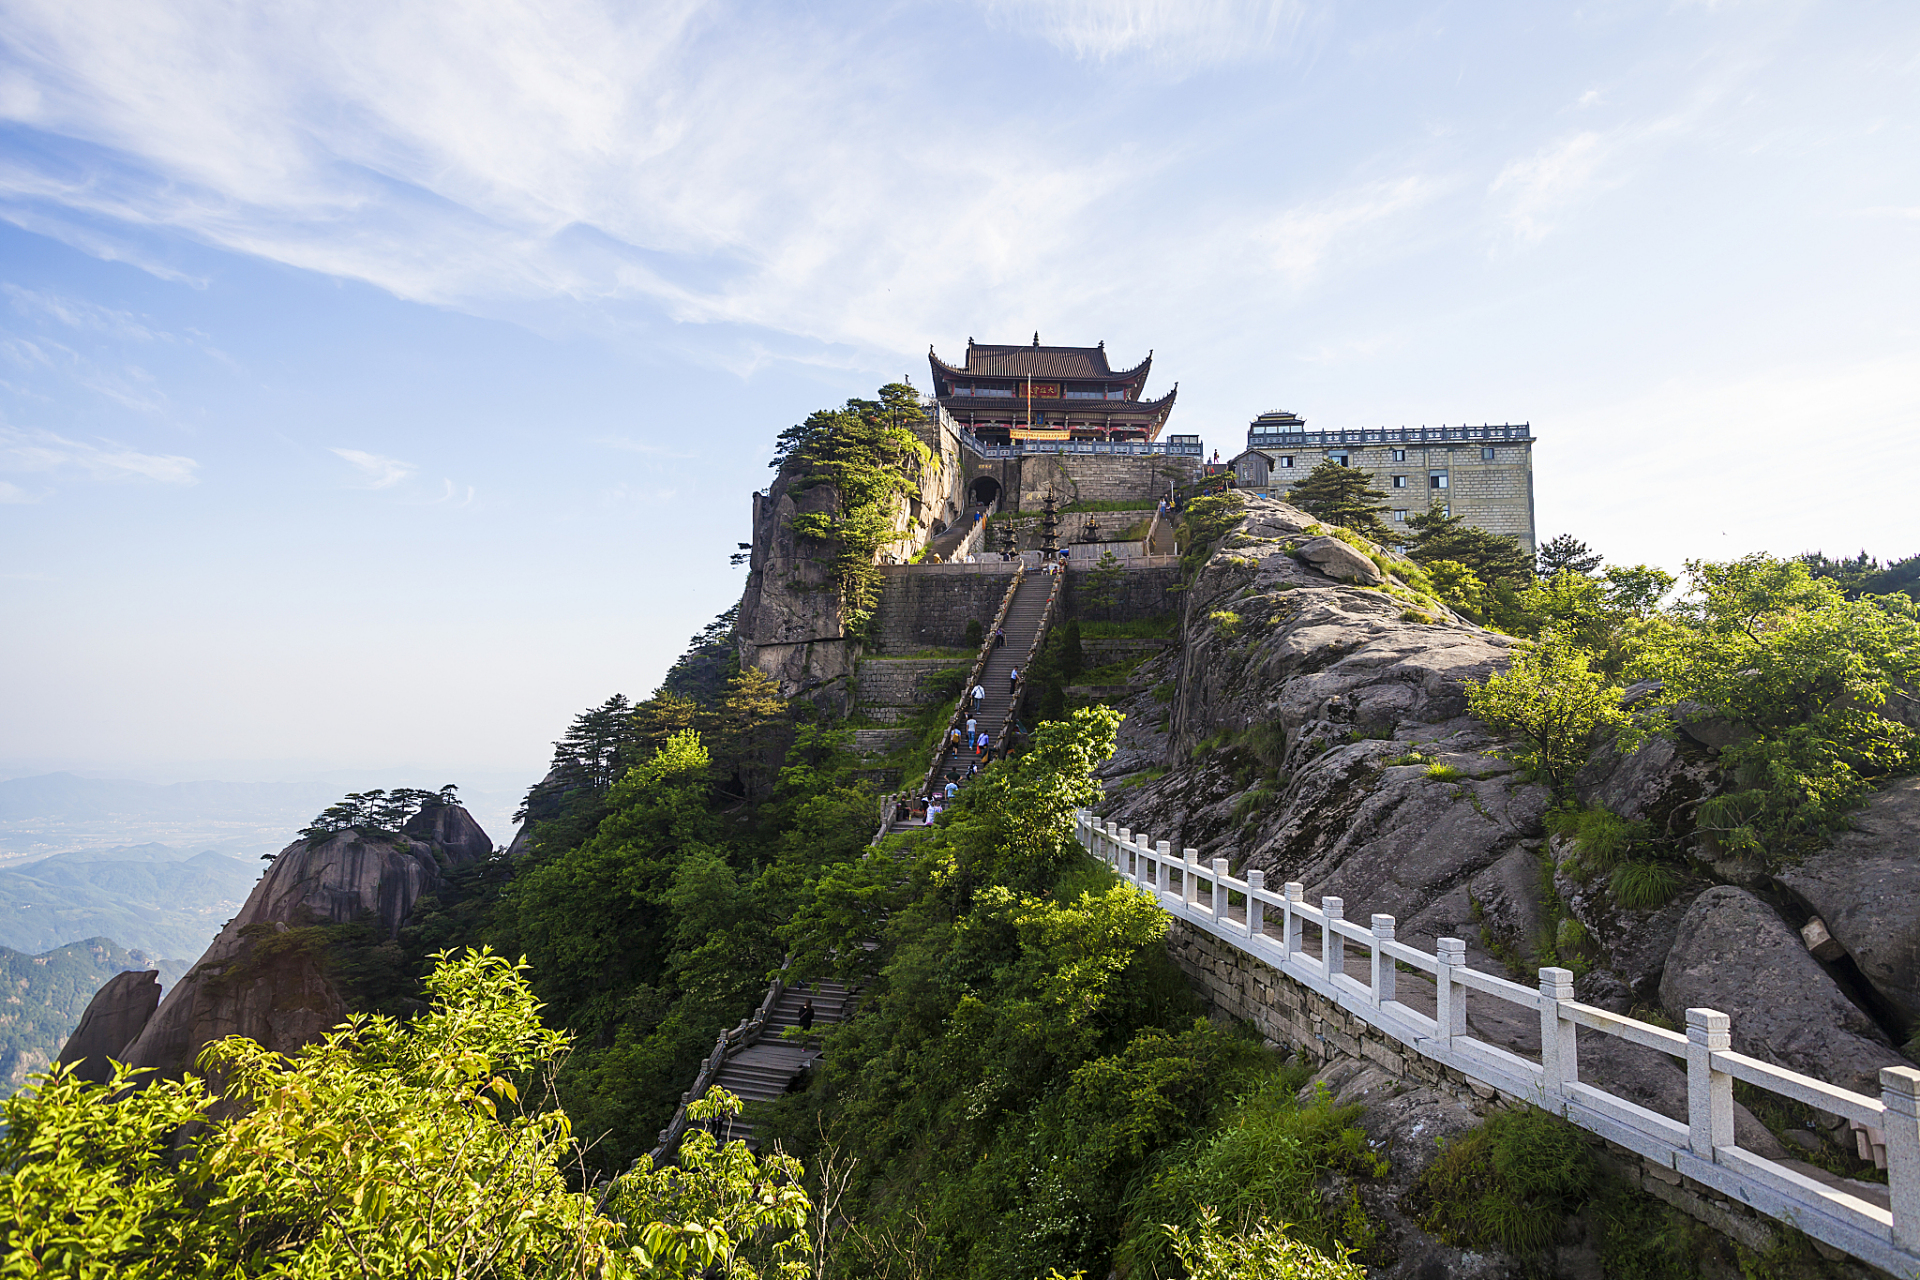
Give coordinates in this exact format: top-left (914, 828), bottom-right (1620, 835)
top-left (1033, 331), bottom-right (1040, 346)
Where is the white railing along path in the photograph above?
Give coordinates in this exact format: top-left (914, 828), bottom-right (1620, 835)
top-left (1075, 810), bottom-right (1920, 1277)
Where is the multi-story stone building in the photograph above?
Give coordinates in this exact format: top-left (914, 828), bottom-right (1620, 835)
top-left (1227, 410), bottom-right (1536, 553)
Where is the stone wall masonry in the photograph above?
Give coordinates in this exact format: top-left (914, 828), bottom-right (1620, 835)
top-left (1082, 815), bottom-right (1920, 1277)
top-left (1062, 563), bottom-right (1184, 624)
top-left (871, 565), bottom-right (1022, 653)
top-left (1007, 453), bottom-right (1199, 513)
top-left (855, 657), bottom-right (970, 708)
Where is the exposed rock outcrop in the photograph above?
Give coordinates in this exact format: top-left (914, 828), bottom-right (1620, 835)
top-left (54, 969), bottom-right (160, 1084)
top-left (103, 802), bottom-right (491, 1079)
top-left (1105, 497), bottom-right (1542, 964)
top-left (1660, 886), bottom-right (1907, 1095)
top-left (1779, 777), bottom-right (1920, 1028)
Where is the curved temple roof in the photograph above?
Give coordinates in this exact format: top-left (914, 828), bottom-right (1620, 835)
top-left (929, 340), bottom-right (1152, 383)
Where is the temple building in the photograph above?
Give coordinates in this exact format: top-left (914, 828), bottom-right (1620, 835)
top-left (928, 334), bottom-right (1178, 447)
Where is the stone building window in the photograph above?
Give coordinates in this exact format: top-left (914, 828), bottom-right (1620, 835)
top-left (1279, 455), bottom-right (1294, 467)
top-left (1329, 452), bottom-right (1349, 467)
top-left (1430, 472), bottom-right (1448, 489)
top-left (1393, 509), bottom-right (1408, 522)
top-left (1481, 446), bottom-right (1496, 460)
top-left (1391, 448), bottom-right (1406, 461)
top-left (1392, 475), bottom-right (1406, 488)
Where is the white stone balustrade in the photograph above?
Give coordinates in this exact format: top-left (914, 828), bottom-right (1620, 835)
top-left (1078, 810), bottom-right (1920, 1276)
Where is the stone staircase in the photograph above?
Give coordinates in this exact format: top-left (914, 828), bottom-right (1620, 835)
top-left (915, 570), bottom-right (1056, 805)
top-left (698, 979), bottom-right (854, 1151)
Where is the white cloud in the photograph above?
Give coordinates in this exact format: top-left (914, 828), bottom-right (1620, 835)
top-left (1489, 131), bottom-right (1610, 245)
top-left (0, 426), bottom-right (198, 483)
top-left (0, 478), bottom-right (37, 502)
top-left (978, 0), bottom-right (1306, 67)
top-left (1257, 176), bottom-right (1439, 283)
top-left (330, 448), bottom-right (415, 489)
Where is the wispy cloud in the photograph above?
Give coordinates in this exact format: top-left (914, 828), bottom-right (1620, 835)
top-left (979, 0), bottom-right (1306, 68)
top-left (0, 478), bottom-right (38, 503)
top-left (1489, 131), bottom-right (1612, 245)
top-left (329, 447), bottom-right (415, 489)
top-left (2, 283), bottom-right (160, 341)
top-left (0, 425), bottom-right (198, 483)
top-left (1257, 176), bottom-right (1440, 283)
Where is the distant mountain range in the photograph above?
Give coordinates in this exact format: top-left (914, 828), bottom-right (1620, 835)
top-left (0, 937), bottom-right (187, 1094)
top-left (0, 841), bottom-right (260, 958)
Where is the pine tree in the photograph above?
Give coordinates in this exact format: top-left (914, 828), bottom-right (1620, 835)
top-left (1537, 534), bottom-right (1602, 577)
top-left (1406, 508), bottom-right (1534, 587)
top-left (1283, 461), bottom-right (1395, 543)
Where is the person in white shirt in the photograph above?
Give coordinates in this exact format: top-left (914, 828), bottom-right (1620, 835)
top-left (972, 683), bottom-right (986, 710)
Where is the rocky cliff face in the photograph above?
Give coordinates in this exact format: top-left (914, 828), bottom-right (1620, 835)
top-left (52, 968), bottom-right (160, 1084)
top-left (737, 414), bottom-right (965, 712)
top-left (58, 801), bottom-right (492, 1080)
top-left (1095, 495), bottom-right (1918, 1165)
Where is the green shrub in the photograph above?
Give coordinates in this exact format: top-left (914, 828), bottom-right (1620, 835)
top-left (1400, 609), bottom-right (1437, 625)
top-left (1611, 861), bottom-right (1683, 909)
top-left (1121, 1074), bottom-right (1387, 1273)
top-left (1152, 681), bottom-right (1177, 704)
top-left (964, 619), bottom-right (983, 649)
top-left (1386, 750), bottom-right (1431, 767)
top-left (1210, 610), bottom-right (1243, 640)
top-left (1418, 1106), bottom-right (1593, 1257)
top-left (1545, 805), bottom-right (1643, 873)
top-left (1426, 763), bottom-right (1464, 782)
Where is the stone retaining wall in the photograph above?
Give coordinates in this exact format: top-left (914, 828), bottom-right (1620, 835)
top-left (1163, 918), bottom-right (1877, 1273)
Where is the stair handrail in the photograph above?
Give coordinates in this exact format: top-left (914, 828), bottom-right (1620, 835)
top-left (918, 565), bottom-right (1025, 799)
top-left (646, 954), bottom-right (792, 1167)
top-left (994, 570), bottom-right (1064, 754)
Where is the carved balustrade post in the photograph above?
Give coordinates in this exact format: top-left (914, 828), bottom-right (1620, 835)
top-left (1322, 898), bottom-right (1345, 984)
top-left (1371, 915), bottom-right (1396, 1005)
top-left (1686, 1009), bottom-right (1734, 1161)
top-left (1435, 938), bottom-right (1466, 1045)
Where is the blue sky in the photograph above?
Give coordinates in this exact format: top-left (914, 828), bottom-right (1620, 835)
top-left (1, 0), bottom-right (1916, 794)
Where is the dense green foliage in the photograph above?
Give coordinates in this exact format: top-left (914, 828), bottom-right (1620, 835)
top-left (772, 382), bottom-right (933, 637)
top-left (2, 950), bottom-right (815, 1279)
top-left (1632, 555), bottom-right (1920, 865)
top-left (753, 708), bottom-right (1381, 1280)
top-left (1467, 629), bottom-right (1633, 794)
top-left (1798, 549), bottom-right (1920, 601)
top-left (1283, 461), bottom-right (1395, 544)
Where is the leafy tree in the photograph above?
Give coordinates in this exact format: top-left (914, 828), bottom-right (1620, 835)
top-left (661, 604), bottom-right (740, 703)
top-left (1424, 559), bottom-right (1490, 621)
top-left (1634, 555), bottom-right (1920, 863)
top-left (1283, 461), bottom-right (1394, 543)
top-left (611, 1088), bottom-right (811, 1279)
top-left (1, 949), bottom-right (636, 1278)
top-left (1404, 508), bottom-right (1533, 588)
top-left (1467, 629), bottom-right (1633, 794)
top-left (1798, 550), bottom-right (1920, 602)
top-left (1512, 566), bottom-right (1675, 675)
top-left (296, 786), bottom-right (461, 845)
top-left (1159, 1208), bottom-right (1367, 1280)
top-left (1536, 534), bottom-right (1602, 577)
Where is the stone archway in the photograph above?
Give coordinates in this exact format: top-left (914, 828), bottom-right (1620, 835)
top-left (967, 475), bottom-right (1002, 508)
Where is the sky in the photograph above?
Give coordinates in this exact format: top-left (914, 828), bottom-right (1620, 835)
top-left (1, 0), bottom-right (1917, 807)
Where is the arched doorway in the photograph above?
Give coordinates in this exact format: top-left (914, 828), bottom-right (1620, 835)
top-left (968, 475), bottom-right (1002, 509)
